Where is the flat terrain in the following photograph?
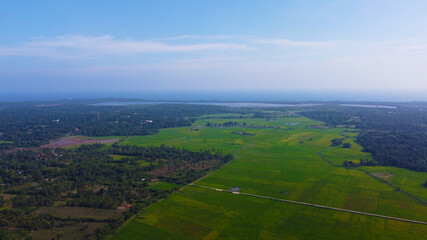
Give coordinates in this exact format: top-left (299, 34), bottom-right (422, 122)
top-left (34, 206), bottom-right (125, 220)
top-left (43, 135), bottom-right (122, 148)
top-left (114, 115), bottom-right (427, 239)
top-left (30, 222), bottom-right (105, 240)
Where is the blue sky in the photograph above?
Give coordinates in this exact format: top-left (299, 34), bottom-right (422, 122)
top-left (1, 0), bottom-right (427, 95)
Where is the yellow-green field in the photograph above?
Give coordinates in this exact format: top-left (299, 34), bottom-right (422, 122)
top-left (113, 116), bottom-right (427, 239)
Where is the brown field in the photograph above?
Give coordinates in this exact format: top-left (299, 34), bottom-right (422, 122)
top-left (34, 206), bottom-right (125, 220)
top-left (30, 222), bottom-right (105, 240)
top-left (372, 172), bottom-right (394, 180)
top-left (43, 136), bottom-right (120, 148)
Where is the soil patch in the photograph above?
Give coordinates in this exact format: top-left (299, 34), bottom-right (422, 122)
top-left (34, 206), bottom-right (125, 220)
top-left (372, 172), bottom-right (394, 180)
top-left (44, 137), bottom-right (119, 148)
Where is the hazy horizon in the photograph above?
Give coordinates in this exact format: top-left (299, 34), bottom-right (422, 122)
top-left (2, 90), bottom-right (427, 102)
top-left (1, 1), bottom-right (427, 96)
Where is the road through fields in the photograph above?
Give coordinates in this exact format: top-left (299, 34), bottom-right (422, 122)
top-left (190, 183), bottom-right (427, 225)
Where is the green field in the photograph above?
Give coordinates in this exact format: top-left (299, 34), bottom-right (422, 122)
top-left (149, 182), bottom-right (179, 191)
top-left (113, 187), bottom-right (427, 240)
top-left (193, 116), bottom-right (318, 128)
top-left (321, 133), bottom-right (372, 165)
top-left (115, 115), bottom-right (427, 239)
top-left (199, 113), bottom-right (255, 119)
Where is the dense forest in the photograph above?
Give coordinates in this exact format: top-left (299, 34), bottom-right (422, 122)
top-left (0, 101), bottom-right (231, 148)
top-left (0, 143), bottom-right (232, 239)
top-left (301, 105), bottom-right (427, 172)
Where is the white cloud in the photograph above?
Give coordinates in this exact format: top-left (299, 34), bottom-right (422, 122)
top-left (155, 35), bottom-right (238, 41)
top-left (0, 35), bottom-right (248, 59)
top-left (253, 38), bottom-right (336, 48)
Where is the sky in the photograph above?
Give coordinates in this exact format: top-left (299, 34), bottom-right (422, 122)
top-left (1, 0), bottom-right (427, 99)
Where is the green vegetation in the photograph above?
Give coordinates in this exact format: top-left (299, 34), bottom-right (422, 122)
top-left (323, 134), bottom-right (372, 166)
top-left (231, 131), bottom-right (255, 136)
top-left (114, 186), bottom-right (427, 240)
top-left (115, 114), bottom-right (427, 239)
top-left (2, 102), bottom-right (427, 239)
top-left (0, 143), bottom-right (231, 239)
top-left (301, 106), bottom-right (427, 171)
top-left (195, 116), bottom-right (318, 128)
top-left (0, 102), bottom-right (231, 148)
top-left (34, 206), bottom-right (125, 220)
top-left (149, 182), bottom-right (179, 191)
top-left (200, 113), bottom-right (254, 119)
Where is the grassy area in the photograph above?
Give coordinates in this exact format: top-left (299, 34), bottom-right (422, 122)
top-left (199, 113), bottom-right (254, 119)
top-left (322, 135), bottom-right (372, 165)
top-left (193, 116), bottom-right (321, 128)
top-left (30, 222), bottom-right (105, 240)
top-left (361, 166), bottom-right (427, 201)
top-left (115, 116), bottom-right (427, 239)
top-left (149, 182), bottom-right (179, 191)
top-left (114, 186), bottom-right (427, 240)
top-left (112, 219), bottom-right (187, 240)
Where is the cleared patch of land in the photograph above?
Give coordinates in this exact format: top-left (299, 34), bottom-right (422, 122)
top-left (43, 135), bottom-right (122, 148)
top-left (34, 206), bottom-right (125, 220)
top-left (30, 222), bottom-right (105, 240)
top-left (372, 172), bottom-right (394, 180)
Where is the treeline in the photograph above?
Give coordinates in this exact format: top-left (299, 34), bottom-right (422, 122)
top-left (343, 158), bottom-right (376, 168)
top-left (0, 102), bottom-right (231, 148)
top-left (302, 105), bottom-right (427, 172)
top-left (206, 121), bottom-right (247, 127)
top-left (0, 209), bottom-right (55, 231)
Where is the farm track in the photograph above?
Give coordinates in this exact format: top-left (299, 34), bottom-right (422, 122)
top-left (189, 184), bottom-right (427, 225)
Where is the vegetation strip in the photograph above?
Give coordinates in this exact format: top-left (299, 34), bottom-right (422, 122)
top-left (317, 148), bottom-right (427, 206)
top-left (190, 184), bottom-right (427, 225)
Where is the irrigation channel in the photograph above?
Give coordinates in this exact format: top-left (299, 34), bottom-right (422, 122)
top-left (189, 184), bottom-right (427, 225)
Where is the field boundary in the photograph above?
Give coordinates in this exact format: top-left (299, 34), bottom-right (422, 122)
top-left (189, 184), bottom-right (427, 225)
top-left (317, 147), bottom-right (427, 206)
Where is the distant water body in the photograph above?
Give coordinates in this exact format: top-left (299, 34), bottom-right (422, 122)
top-left (92, 102), bottom-right (320, 108)
top-left (340, 104), bottom-right (397, 109)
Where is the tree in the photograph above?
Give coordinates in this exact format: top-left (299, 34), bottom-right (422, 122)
top-left (342, 142), bottom-right (352, 148)
top-left (331, 138), bottom-right (344, 147)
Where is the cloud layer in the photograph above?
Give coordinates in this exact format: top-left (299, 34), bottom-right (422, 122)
top-left (0, 35), bottom-right (248, 59)
top-left (1, 35), bottom-right (427, 92)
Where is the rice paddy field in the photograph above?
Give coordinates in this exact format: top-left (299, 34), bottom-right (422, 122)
top-left (113, 115), bottom-right (427, 239)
